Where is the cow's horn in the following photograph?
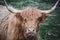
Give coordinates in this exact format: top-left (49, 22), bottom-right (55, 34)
top-left (4, 0), bottom-right (21, 13)
top-left (40, 0), bottom-right (59, 14)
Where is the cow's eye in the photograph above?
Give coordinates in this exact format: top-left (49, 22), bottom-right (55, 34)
top-left (24, 19), bottom-right (27, 22)
top-left (25, 19), bottom-right (26, 21)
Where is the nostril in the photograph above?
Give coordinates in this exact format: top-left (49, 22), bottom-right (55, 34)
top-left (28, 29), bottom-right (30, 32)
top-left (33, 30), bottom-right (34, 31)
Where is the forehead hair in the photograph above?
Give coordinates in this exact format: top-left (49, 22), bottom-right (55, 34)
top-left (20, 7), bottom-right (43, 21)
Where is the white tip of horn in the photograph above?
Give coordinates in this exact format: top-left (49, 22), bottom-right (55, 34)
top-left (40, 0), bottom-right (60, 14)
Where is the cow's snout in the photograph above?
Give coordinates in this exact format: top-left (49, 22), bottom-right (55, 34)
top-left (24, 27), bottom-right (36, 38)
top-left (26, 27), bottom-right (36, 34)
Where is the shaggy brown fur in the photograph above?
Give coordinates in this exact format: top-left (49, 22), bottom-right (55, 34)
top-left (0, 7), bottom-right (47, 40)
top-left (0, 0), bottom-right (59, 39)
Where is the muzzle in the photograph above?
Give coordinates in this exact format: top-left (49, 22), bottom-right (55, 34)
top-left (24, 27), bottom-right (36, 39)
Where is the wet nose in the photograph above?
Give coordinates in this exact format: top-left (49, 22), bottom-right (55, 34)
top-left (26, 27), bottom-right (36, 33)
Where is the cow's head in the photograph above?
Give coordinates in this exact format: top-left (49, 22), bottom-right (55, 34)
top-left (20, 8), bottom-right (48, 39)
top-left (4, 0), bottom-right (59, 40)
top-left (8, 8), bottom-right (48, 40)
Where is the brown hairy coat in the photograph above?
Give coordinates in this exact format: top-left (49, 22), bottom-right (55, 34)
top-left (0, 0), bottom-right (59, 39)
top-left (0, 7), bottom-right (47, 40)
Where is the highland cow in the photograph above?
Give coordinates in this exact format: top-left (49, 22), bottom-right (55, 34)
top-left (0, 0), bottom-right (59, 40)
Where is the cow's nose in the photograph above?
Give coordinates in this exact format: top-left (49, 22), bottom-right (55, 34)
top-left (26, 27), bottom-right (36, 33)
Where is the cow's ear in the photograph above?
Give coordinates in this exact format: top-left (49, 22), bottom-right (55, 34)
top-left (36, 13), bottom-right (48, 23)
top-left (15, 13), bottom-right (21, 17)
top-left (15, 13), bottom-right (23, 22)
top-left (41, 13), bottom-right (48, 22)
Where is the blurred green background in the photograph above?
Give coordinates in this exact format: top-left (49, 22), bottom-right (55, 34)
top-left (0, 0), bottom-right (60, 40)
